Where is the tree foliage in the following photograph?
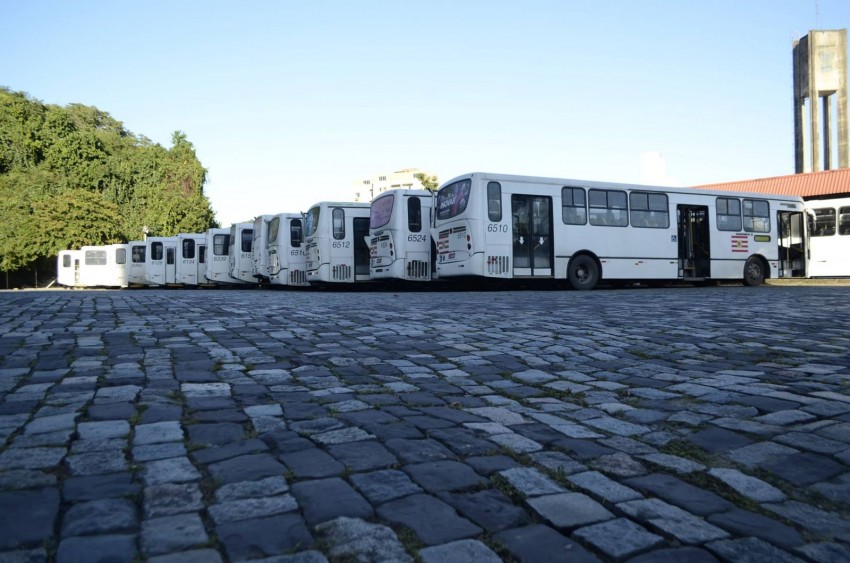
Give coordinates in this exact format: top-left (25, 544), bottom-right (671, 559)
top-left (415, 172), bottom-right (440, 191)
top-left (0, 87), bottom-right (217, 275)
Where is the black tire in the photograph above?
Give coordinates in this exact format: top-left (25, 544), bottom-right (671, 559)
top-left (743, 256), bottom-right (765, 287)
top-left (567, 255), bottom-right (599, 291)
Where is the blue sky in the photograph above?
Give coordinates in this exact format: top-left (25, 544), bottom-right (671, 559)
top-left (2, 0), bottom-right (848, 226)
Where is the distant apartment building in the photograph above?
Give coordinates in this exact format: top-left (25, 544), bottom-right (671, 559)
top-left (353, 168), bottom-right (436, 202)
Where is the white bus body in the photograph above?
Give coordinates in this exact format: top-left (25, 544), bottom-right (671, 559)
top-left (304, 201), bottom-right (371, 283)
top-left (229, 222), bottom-right (255, 284)
top-left (127, 241), bottom-right (150, 286)
top-left (433, 172), bottom-right (806, 289)
top-left (77, 244), bottom-right (130, 288)
top-left (175, 233), bottom-right (207, 286)
top-left (806, 196), bottom-right (850, 277)
top-left (251, 215), bottom-right (274, 282)
top-left (205, 228), bottom-right (244, 285)
top-left (267, 213), bottom-right (308, 286)
top-left (368, 189), bottom-right (435, 281)
top-left (57, 250), bottom-right (82, 287)
top-left (144, 236), bottom-right (179, 286)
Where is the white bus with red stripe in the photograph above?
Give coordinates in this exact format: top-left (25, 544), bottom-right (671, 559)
top-left (432, 172), bottom-right (806, 289)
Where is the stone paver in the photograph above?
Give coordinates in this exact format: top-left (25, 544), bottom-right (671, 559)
top-left (0, 287), bottom-right (848, 561)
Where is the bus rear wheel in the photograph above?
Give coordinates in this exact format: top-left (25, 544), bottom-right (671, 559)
top-left (743, 256), bottom-right (765, 287)
top-left (568, 255), bottom-right (599, 291)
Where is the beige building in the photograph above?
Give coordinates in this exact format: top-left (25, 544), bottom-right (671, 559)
top-left (353, 168), bottom-right (436, 202)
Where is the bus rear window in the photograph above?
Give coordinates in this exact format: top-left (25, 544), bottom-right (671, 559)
top-left (436, 179), bottom-right (471, 220)
top-left (241, 229), bottom-right (253, 252)
top-left (213, 234), bottom-right (230, 255)
top-left (305, 207), bottom-right (321, 237)
top-left (268, 218), bottom-right (280, 244)
top-left (370, 195), bottom-right (394, 229)
top-left (132, 246), bottom-right (146, 263)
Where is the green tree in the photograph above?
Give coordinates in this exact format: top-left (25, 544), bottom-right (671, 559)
top-left (415, 172), bottom-right (440, 191)
top-left (0, 87), bottom-right (218, 283)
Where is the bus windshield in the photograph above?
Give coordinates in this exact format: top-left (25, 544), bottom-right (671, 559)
top-left (305, 207), bottom-right (321, 237)
top-left (370, 194), bottom-right (395, 229)
top-left (436, 179), bottom-right (472, 220)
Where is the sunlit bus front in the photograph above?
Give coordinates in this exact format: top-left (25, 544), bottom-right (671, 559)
top-left (369, 193), bottom-right (395, 276)
top-left (433, 178), bottom-right (477, 276)
top-left (304, 205), bottom-right (325, 280)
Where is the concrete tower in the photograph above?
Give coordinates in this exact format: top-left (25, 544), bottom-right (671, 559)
top-left (793, 29), bottom-right (848, 173)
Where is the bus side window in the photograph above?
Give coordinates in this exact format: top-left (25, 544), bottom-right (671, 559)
top-left (487, 182), bottom-right (502, 222)
top-left (716, 198), bottom-right (742, 231)
top-left (561, 187), bottom-right (586, 225)
top-left (811, 208), bottom-right (836, 236)
top-left (408, 197), bottom-right (422, 233)
top-left (332, 209), bottom-right (345, 239)
top-left (743, 199), bottom-right (770, 233)
top-left (838, 207), bottom-right (850, 236)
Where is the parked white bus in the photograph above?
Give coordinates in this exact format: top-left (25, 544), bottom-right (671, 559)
top-left (304, 201), bottom-right (371, 283)
top-left (368, 189), bottom-right (435, 281)
top-left (251, 215), bottom-right (274, 282)
top-left (433, 172), bottom-right (806, 290)
top-left (144, 236), bottom-right (179, 286)
top-left (57, 250), bottom-right (82, 287)
top-left (204, 228), bottom-right (243, 285)
top-left (74, 244), bottom-right (130, 288)
top-left (228, 222), bottom-right (255, 284)
top-left (127, 241), bottom-right (150, 286)
top-left (267, 212), bottom-right (308, 286)
top-left (175, 233), bottom-right (207, 286)
top-left (805, 196), bottom-right (850, 277)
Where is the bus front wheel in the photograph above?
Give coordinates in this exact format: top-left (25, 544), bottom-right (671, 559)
top-left (743, 256), bottom-right (765, 287)
top-left (568, 255), bottom-right (599, 291)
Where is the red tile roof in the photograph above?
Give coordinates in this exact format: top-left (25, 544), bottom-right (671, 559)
top-left (694, 168), bottom-right (850, 198)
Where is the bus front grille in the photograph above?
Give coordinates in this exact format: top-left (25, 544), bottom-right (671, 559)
top-left (487, 256), bottom-right (510, 275)
top-left (290, 269), bottom-right (307, 286)
top-left (332, 264), bottom-right (352, 281)
top-left (406, 260), bottom-right (430, 280)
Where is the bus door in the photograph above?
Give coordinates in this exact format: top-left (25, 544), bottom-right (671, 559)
top-left (677, 205), bottom-right (710, 279)
top-left (166, 247), bottom-right (177, 284)
top-left (512, 195), bottom-right (553, 277)
top-left (778, 211), bottom-right (805, 278)
top-left (353, 217), bottom-right (370, 277)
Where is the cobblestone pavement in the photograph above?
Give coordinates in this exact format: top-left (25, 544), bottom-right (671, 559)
top-left (1, 286), bottom-right (849, 562)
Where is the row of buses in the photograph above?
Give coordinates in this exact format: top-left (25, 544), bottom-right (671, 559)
top-left (57, 172), bottom-right (849, 291)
